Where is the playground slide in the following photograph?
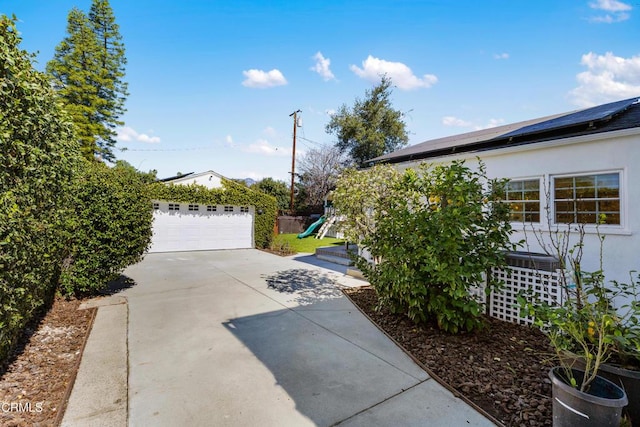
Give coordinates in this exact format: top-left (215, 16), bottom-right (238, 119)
top-left (297, 216), bottom-right (325, 239)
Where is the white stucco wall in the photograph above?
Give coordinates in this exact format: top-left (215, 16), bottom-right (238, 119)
top-left (394, 128), bottom-right (640, 286)
top-left (169, 172), bottom-right (223, 189)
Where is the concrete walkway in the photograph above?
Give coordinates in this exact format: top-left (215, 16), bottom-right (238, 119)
top-left (62, 249), bottom-right (496, 426)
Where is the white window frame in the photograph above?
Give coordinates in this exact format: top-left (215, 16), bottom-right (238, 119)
top-left (551, 169), bottom-right (624, 229)
top-left (504, 177), bottom-right (542, 224)
top-left (224, 206), bottom-right (234, 212)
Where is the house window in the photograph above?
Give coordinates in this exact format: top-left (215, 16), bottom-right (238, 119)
top-left (168, 203), bottom-right (180, 211)
top-left (188, 204), bottom-right (199, 211)
top-left (207, 205), bottom-right (217, 212)
top-left (152, 202), bottom-right (160, 210)
top-left (553, 172), bottom-right (620, 225)
top-left (503, 179), bottom-right (540, 222)
top-left (240, 206), bottom-right (249, 213)
top-left (224, 206), bottom-right (234, 212)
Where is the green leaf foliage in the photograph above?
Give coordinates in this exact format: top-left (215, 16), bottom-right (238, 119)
top-left (337, 160), bottom-right (516, 333)
top-left (1, 16), bottom-right (81, 362)
top-left (59, 161), bottom-right (153, 296)
top-left (251, 177), bottom-right (290, 212)
top-left (332, 164), bottom-right (403, 244)
top-left (149, 179), bottom-right (278, 249)
top-left (325, 76), bottom-right (408, 168)
top-left (46, 0), bottom-right (127, 162)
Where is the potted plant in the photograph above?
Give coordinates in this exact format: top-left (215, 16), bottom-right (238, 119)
top-left (519, 221), bottom-right (632, 425)
top-left (584, 272), bottom-right (640, 426)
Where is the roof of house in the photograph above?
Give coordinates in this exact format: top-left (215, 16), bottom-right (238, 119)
top-left (158, 170), bottom-right (230, 185)
top-left (372, 96), bottom-right (640, 165)
top-left (158, 172), bottom-right (195, 183)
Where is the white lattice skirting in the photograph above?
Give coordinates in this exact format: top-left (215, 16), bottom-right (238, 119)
top-left (487, 266), bottom-right (564, 325)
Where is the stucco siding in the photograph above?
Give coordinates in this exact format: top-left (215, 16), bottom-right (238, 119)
top-left (392, 129), bottom-right (640, 285)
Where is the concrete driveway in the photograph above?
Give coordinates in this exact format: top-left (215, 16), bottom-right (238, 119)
top-left (63, 249), bottom-right (495, 426)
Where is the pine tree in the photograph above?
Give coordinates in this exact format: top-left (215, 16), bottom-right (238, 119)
top-left (89, 0), bottom-right (128, 155)
top-left (47, 0), bottom-right (127, 161)
top-left (325, 75), bottom-right (408, 168)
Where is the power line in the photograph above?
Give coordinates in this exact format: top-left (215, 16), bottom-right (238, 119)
top-left (297, 136), bottom-right (326, 146)
top-left (120, 146), bottom-right (217, 152)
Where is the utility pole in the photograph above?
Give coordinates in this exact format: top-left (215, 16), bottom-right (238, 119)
top-left (289, 109), bottom-right (301, 213)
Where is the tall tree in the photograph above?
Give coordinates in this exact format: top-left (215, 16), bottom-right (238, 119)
top-left (89, 0), bottom-right (128, 150)
top-left (325, 75), bottom-right (409, 168)
top-left (298, 144), bottom-right (344, 206)
top-left (251, 178), bottom-right (290, 211)
top-left (47, 0), bottom-right (127, 161)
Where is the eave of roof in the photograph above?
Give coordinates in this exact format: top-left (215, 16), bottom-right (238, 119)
top-left (158, 172), bottom-right (194, 182)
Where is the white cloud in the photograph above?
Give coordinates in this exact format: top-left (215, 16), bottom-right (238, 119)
top-left (442, 116), bottom-right (472, 127)
top-left (243, 139), bottom-right (291, 156)
top-left (478, 118), bottom-right (505, 129)
top-left (441, 116), bottom-right (504, 130)
top-left (225, 135), bottom-right (235, 147)
top-left (590, 0), bottom-right (631, 12)
top-left (349, 55), bottom-right (438, 90)
top-left (570, 52), bottom-right (640, 107)
top-left (588, 0), bottom-right (632, 22)
top-left (494, 53), bottom-right (510, 60)
top-left (241, 69), bottom-right (287, 88)
top-left (262, 126), bottom-right (277, 137)
top-left (116, 126), bottom-right (160, 144)
top-left (311, 52), bottom-right (335, 81)
top-left (325, 108), bottom-right (336, 116)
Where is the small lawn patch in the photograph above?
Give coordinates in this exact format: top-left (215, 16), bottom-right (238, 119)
top-left (276, 234), bottom-right (344, 254)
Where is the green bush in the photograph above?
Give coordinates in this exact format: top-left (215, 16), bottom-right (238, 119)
top-left (0, 16), bottom-right (81, 362)
top-left (149, 179), bottom-right (278, 249)
top-left (59, 161), bottom-right (154, 295)
top-left (351, 160), bottom-right (517, 333)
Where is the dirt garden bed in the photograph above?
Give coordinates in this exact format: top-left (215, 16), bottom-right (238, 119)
top-left (345, 286), bottom-right (555, 427)
top-left (0, 297), bottom-right (94, 427)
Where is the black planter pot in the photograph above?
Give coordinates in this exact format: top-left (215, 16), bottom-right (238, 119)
top-left (564, 353), bottom-right (640, 426)
top-left (549, 366), bottom-right (628, 427)
top-left (595, 362), bottom-right (640, 426)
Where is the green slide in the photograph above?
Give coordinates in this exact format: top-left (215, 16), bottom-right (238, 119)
top-left (297, 216), bottom-right (325, 239)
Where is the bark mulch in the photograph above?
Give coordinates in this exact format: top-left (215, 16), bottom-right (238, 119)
top-left (345, 286), bottom-right (555, 427)
top-left (0, 297), bottom-right (95, 427)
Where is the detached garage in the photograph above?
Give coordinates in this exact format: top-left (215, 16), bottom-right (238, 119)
top-left (149, 201), bottom-right (254, 253)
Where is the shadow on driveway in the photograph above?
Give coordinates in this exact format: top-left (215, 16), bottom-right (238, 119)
top-left (262, 268), bottom-right (345, 306)
top-left (222, 296), bottom-right (426, 426)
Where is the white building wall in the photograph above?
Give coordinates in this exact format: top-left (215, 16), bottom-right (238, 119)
top-left (175, 173), bottom-right (223, 189)
top-left (394, 128), bottom-right (640, 285)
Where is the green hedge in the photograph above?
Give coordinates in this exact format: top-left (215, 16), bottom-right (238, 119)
top-left (59, 161), bottom-right (154, 295)
top-left (0, 16), bottom-right (81, 363)
top-left (149, 180), bottom-right (277, 249)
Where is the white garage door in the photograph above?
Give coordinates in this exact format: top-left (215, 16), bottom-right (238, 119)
top-left (149, 201), bottom-right (254, 253)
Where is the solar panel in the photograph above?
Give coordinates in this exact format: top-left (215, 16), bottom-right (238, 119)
top-left (500, 97), bottom-right (640, 139)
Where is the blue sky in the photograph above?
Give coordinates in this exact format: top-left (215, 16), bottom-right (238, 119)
top-left (4, 0), bottom-right (640, 181)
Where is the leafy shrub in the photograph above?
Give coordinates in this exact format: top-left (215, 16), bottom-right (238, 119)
top-left (269, 235), bottom-right (295, 256)
top-left (149, 179), bottom-right (278, 249)
top-left (0, 16), bottom-right (81, 362)
top-left (59, 161), bottom-right (154, 295)
top-left (332, 164), bottom-right (403, 245)
top-left (347, 160), bottom-right (516, 333)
